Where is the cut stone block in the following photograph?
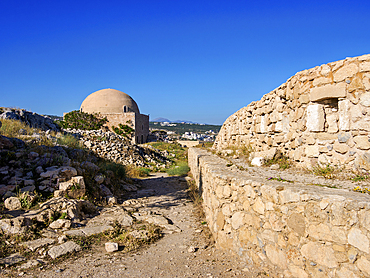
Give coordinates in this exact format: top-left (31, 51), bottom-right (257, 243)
top-left (310, 83), bottom-right (346, 102)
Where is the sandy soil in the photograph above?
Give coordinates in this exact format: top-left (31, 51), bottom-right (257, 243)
top-left (2, 173), bottom-right (272, 278)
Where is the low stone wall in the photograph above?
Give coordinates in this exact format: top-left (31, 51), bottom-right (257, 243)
top-left (189, 147), bottom-right (370, 277)
top-left (213, 54), bottom-right (370, 170)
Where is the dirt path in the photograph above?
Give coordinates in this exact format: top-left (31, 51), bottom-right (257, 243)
top-left (11, 173), bottom-right (266, 278)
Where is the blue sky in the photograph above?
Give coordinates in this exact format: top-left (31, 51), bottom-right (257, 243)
top-left (1, 0), bottom-right (370, 125)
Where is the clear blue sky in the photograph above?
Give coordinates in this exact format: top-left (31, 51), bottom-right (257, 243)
top-left (1, 0), bottom-right (369, 125)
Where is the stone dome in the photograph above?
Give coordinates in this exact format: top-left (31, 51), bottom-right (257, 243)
top-left (80, 88), bottom-right (140, 114)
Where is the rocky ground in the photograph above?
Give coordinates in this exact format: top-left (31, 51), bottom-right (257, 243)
top-left (0, 173), bottom-right (274, 278)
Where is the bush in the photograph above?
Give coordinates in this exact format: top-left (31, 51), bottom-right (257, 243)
top-left (57, 134), bottom-right (82, 149)
top-left (59, 110), bottom-right (107, 130)
top-left (166, 161), bottom-right (190, 176)
top-left (112, 123), bottom-right (134, 137)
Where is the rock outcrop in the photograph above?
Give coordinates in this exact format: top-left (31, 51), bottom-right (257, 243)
top-left (214, 54), bottom-right (370, 170)
top-left (0, 107), bottom-right (60, 132)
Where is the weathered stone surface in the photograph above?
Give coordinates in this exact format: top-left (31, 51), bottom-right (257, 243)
top-left (301, 242), bottom-right (338, 268)
top-left (0, 253), bottom-right (26, 267)
top-left (336, 267), bottom-right (358, 278)
top-left (305, 145), bottom-right (319, 158)
top-left (105, 242), bottom-right (118, 252)
top-left (288, 265), bottom-right (308, 278)
top-left (22, 238), bottom-right (55, 251)
top-left (64, 225), bottom-right (113, 237)
top-left (306, 104), bottom-right (325, 132)
top-left (360, 92), bottom-right (370, 107)
top-left (4, 197), bottom-right (22, 210)
top-left (357, 256), bottom-right (370, 276)
top-left (337, 132), bottom-right (351, 143)
top-left (307, 223), bottom-right (332, 241)
top-left (252, 197), bottom-right (265, 214)
top-left (287, 213), bottom-right (305, 236)
top-left (231, 211), bottom-right (245, 230)
top-left (353, 136), bottom-right (370, 150)
top-left (333, 141), bottom-right (349, 154)
top-left (265, 244), bottom-right (287, 269)
top-left (0, 216), bottom-right (31, 234)
top-left (333, 63), bottom-right (358, 82)
top-left (279, 190), bottom-right (300, 204)
top-left (348, 228), bottom-right (369, 253)
top-left (310, 83), bottom-right (346, 101)
top-left (355, 152), bottom-right (370, 170)
top-left (49, 219), bottom-right (72, 229)
top-left (48, 241), bottom-right (82, 259)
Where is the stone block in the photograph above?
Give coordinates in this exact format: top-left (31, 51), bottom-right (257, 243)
top-left (309, 83), bottom-right (346, 102)
top-left (338, 99), bottom-right (351, 131)
top-left (307, 223), bottom-right (333, 241)
top-left (348, 228), bottom-right (369, 253)
top-left (48, 241), bottom-right (82, 259)
top-left (105, 242), bottom-right (119, 252)
top-left (265, 244), bottom-right (287, 269)
top-left (305, 145), bottom-right (319, 157)
top-left (357, 256), bottom-right (370, 276)
top-left (287, 213), bottom-right (305, 236)
top-left (327, 113), bottom-right (338, 133)
top-left (279, 189), bottom-right (300, 204)
top-left (4, 197), bottom-right (21, 210)
top-left (360, 92), bottom-right (370, 107)
top-left (333, 141), bottom-right (349, 154)
top-left (333, 63), bottom-right (358, 82)
top-left (306, 104), bottom-right (325, 132)
top-left (360, 61), bottom-right (370, 72)
top-left (337, 132), bottom-right (351, 143)
top-left (301, 242), bottom-right (338, 268)
top-left (231, 211), bottom-right (245, 230)
top-left (348, 77), bottom-right (365, 92)
top-left (252, 197), bottom-right (265, 214)
top-left (22, 238), bottom-right (55, 251)
top-left (353, 136), bottom-right (370, 150)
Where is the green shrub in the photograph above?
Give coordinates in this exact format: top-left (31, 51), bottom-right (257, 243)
top-left (59, 110), bottom-right (107, 130)
top-left (112, 124), bottom-right (134, 137)
top-left (264, 154), bottom-right (291, 170)
top-left (57, 134), bottom-right (82, 149)
top-left (166, 161), bottom-right (190, 176)
top-left (312, 164), bottom-right (337, 179)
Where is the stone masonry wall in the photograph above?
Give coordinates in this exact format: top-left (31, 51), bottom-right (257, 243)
top-left (101, 112), bottom-right (149, 144)
top-left (189, 147), bottom-right (370, 277)
top-left (213, 54), bottom-right (370, 170)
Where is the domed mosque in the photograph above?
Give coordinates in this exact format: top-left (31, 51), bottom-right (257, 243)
top-left (80, 88), bottom-right (149, 144)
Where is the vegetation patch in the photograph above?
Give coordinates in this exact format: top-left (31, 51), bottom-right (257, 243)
top-left (352, 173), bottom-right (370, 182)
top-left (58, 110), bottom-right (107, 130)
top-left (166, 161), bottom-right (190, 176)
top-left (312, 163), bottom-right (338, 179)
top-left (68, 222), bottom-right (161, 253)
top-left (264, 154), bottom-right (291, 170)
top-left (267, 176), bottom-right (293, 183)
top-left (112, 123), bottom-right (134, 137)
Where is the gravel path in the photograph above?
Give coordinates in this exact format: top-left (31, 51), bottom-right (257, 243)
top-left (7, 173), bottom-right (269, 278)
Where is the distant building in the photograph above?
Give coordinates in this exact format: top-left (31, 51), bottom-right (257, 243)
top-left (80, 88), bottom-right (149, 144)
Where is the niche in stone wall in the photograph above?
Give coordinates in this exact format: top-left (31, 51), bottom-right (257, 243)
top-left (306, 99), bottom-right (339, 133)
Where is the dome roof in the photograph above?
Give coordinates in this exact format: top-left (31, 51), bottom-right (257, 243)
top-left (80, 88), bottom-right (140, 114)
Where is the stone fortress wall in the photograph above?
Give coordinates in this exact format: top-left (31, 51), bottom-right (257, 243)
top-left (213, 54), bottom-right (370, 170)
top-left (189, 147), bottom-right (370, 277)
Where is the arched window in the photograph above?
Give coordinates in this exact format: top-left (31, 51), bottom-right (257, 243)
top-left (123, 106), bottom-right (127, 113)
top-left (142, 124), bottom-right (144, 130)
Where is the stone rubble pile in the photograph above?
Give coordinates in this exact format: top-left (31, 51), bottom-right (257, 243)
top-left (0, 107), bottom-right (60, 132)
top-left (214, 54), bottom-right (370, 171)
top-left (64, 128), bottom-right (172, 168)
